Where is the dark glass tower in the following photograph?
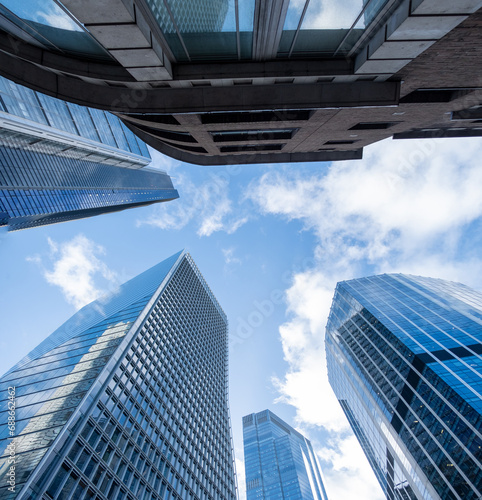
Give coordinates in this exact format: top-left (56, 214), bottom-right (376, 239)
top-left (243, 409), bottom-right (328, 500)
top-left (0, 76), bottom-right (178, 231)
top-left (326, 274), bottom-right (482, 500)
top-left (0, 251), bottom-right (237, 500)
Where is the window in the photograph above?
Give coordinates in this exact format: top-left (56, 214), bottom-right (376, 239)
top-left (131, 124), bottom-right (197, 143)
top-left (157, 140), bottom-right (208, 154)
top-left (324, 140), bottom-right (356, 145)
top-left (451, 106), bottom-right (482, 121)
top-left (191, 81), bottom-right (211, 87)
top-left (219, 144), bottom-right (284, 153)
top-left (201, 110), bottom-right (312, 124)
top-left (211, 129), bottom-right (296, 142)
top-left (400, 89), bottom-right (474, 104)
top-left (349, 122), bottom-right (397, 130)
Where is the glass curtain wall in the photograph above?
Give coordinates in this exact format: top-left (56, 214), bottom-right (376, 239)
top-left (326, 274), bottom-right (482, 500)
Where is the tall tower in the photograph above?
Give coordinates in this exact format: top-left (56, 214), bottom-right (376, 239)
top-left (243, 409), bottom-right (328, 500)
top-left (326, 274), bottom-right (482, 500)
top-left (0, 75), bottom-right (178, 231)
top-left (0, 251), bottom-right (237, 500)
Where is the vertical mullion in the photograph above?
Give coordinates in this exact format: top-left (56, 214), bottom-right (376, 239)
top-left (287, 0), bottom-right (311, 58)
top-left (235, 0), bottom-right (241, 60)
top-left (333, 0), bottom-right (377, 57)
top-left (162, 0), bottom-right (191, 61)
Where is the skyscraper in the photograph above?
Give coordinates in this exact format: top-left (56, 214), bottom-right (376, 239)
top-left (0, 75), bottom-right (178, 230)
top-left (243, 409), bottom-right (328, 500)
top-left (148, 0), bottom-right (229, 34)
top-left (325, 274), bottom-right (482, 500)
top-left (0, 0), bottom-right (480, 165)
top-left (0, 251), bottom-right (237, 500)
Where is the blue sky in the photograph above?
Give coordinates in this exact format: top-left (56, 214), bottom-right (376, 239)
top-left (2, 135), bottom-right (482, 499)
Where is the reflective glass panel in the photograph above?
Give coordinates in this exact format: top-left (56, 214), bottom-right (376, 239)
top-left (0, 0), bottom-right (111, 59)
top-left (66, 103), bottom-right (101, 142)
top-left (145, 0), bottom-right (240, 60)
top-left (283, 0), bottom-right (309, 30)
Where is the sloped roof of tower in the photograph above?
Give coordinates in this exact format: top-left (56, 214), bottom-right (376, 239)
top-left (336, 273), bottom-right (482, 331)
top-left (3, 250), bottom-right (185, 377)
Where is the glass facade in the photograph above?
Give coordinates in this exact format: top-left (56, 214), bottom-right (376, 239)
top-left (326, 274), bottom-right (482, 500)
top-left (243, 409), bottom-right (329, 500)
top-left (0, 76), bottom-right (178, 230)
top-left (0, 0), bottom-right (392, 62)
top-left (0, 251), bottom-right (237, 500)
top-left (0, 0), bottom-right (112, 60)
top-left (0, 76), bottom-right (150, 160)
top-left (142, 0), bottom-right (390, 61)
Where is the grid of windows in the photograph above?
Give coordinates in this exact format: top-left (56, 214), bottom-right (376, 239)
top-left (0, 252), bottom-right (237, 500)
top-left (326, 274), bottom-right (482, 500)
top-left (0, 304), bottom-right (145, 498)
top-left (243, 410), bottom-right (328, 500)
top-left (210, 129), bottom-right (297, 142)
top-left (0, 140), bottom-right (178, 231)
top-left (0, 74), bottom-right (179, 231)
top-left (0, 76), bottom-right (148, 158)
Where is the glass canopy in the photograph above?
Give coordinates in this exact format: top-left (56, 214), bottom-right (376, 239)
top-left (0, 0), bottom-right (390, 63)
top-left (146, 0), bottom-right (389, 61)
top-left (0, 0), bottom-right (112, 60)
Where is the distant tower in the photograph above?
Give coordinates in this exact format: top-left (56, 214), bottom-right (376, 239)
top-left (148, 0), bottom-right (229, 33)
top-left (0, 251), bottom-right (237, 500)
top-left (326, 274), bottom-right (482, 500)
top-left (243, 409), bottom-right (329, 499)
top-left (0, 76), bottom-right (178, 231)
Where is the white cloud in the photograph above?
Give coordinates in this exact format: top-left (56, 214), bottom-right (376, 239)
top-left (139, 172), bottom-right (248, 237)
top-left (250, 138), bottom-right (482, 269)
top-left (273, 270), bottom-right (348, 433)
top-left (25, 254), bottom-right (41, 265)
top-left (30, 235), bottom-right (119, 310)
top-left (36, 5), bottom-right (80, 31)
top-left (303, 0), bottom-right (364, 29)
top-left (317, 435), bottom-right (384, 500)
top-left (236, 456), bottom-right (247, 500)
top-left (146, 146), bottom-right (181, 174)
top-left (247, 137), bottom-right (482, 500)
top-left (222, 247), bottom-right (242, 266)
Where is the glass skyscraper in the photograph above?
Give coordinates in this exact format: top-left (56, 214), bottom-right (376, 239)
top-left (147, 0), bottom-right (229, 35)
top-left (0, 251), bottom-right (237, 500)
top-left (0, 75), bottom-right (178, 230)
top-left (243, 409), bottom-right (328, 500)
top-left (326, 274), bottom-right (482, 500)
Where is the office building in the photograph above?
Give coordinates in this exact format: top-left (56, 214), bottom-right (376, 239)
top-left (0, 75), bottom-right (178, 231)
top-left (243, 409), bottom-right (328, 499)
top-left (326, 274), bottom-right (482, 500)
top-left (149, 0), bottom-right (229, 34)
top-left (0, 0), bottom-right (480, 165)
top-left (0, 251), bottom-right (237, 500)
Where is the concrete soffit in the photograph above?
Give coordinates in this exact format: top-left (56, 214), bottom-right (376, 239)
top-left (355, 0), bottom-right (482, 75)
top-left (123, 120), bottom-right (364, 166)
top-left (61, 0), bottom-right (174, 81)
